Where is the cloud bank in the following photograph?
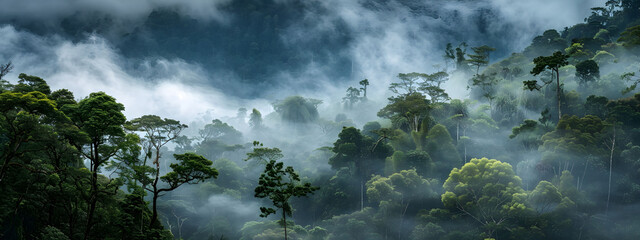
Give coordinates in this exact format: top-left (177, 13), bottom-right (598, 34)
top-left (0, 25), bottom-right (272, 123)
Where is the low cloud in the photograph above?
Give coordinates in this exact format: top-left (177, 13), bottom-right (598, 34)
top-left (0, 25), bottom-right (269, 123)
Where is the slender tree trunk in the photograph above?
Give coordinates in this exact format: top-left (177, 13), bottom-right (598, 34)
top-left (556, 69), bottom-right (562, 121)
top-left (150, 147), bottom-right (162, 227)
top-left (84, 142), bottom-right (101, 240)
top-left (360, 180), bottom-right (364, 211)
top-left (283, 208), bottom-right (288, 240)
top-left (606, 126), bottom-right (616, 215)
top-left (84, 166), bottom-right (98, 240)
top-left (463, 128), bottom-right (468, 163)
top-left (150, 168), bottom-right (160, 227)
top-left (580, 160), bottom-right (588, 191)
top-left (363, 86), bottom-right (367, 99)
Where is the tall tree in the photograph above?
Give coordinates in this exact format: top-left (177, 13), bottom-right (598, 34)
top-left (343, 87), bottom-right (361, 109)
top-left (246, 142), bottom-right (318, 240)
top-left (149, 153), bottom-right (217, 227)
top-left (359, 79), bottom-right (370, 100)
top-left (329, 127), bottom-right (393, 211)
top-left (125, 115), bottom-right (189, 227)
top-left (455, 42), bottom-right (470, 72)
top-left (67, 92), bottom-right (127, 240)
top-left (467, 45), bottom-right (496, 75)
top-left (471, 73), bottom-right (499, 109)
top-left (0, 91), bottom-right (67, 183)
top-left (444, 43), bottom-right (456, 71)
top-left (530, 51), bottom-right (570, 121)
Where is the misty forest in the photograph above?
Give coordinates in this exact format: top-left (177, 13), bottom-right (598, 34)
top-left (3, 0), bottom-right (640, 239)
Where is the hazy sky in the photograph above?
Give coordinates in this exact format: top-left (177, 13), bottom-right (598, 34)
top-left (0, 0), bottom-right (607, 124)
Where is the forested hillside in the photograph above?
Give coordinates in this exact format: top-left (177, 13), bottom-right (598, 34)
top-left (2, 0), bottom-right (640, 240)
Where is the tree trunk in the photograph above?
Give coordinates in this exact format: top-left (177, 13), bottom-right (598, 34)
top-left (84, 142), bottom-right (101, 240)
top-left (556, 69), bottom-right (562, 121)
top-left (360, 180), bottom-right (364, 211)
top-left (83, 167), bottom-right (98, 240)
top-left (606, 126), bottom-right (616, 215)
top-left (0, 136), bottom-right (23, 183)
top-left (150, 148), bottom-right (162, 227)
top-left (150, 166), bottom-right (160, 227)
top-left (283, 208), bottom-right (288, 240)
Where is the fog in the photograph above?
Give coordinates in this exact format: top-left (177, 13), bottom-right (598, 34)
top-left (6, 0), bottom-right (640, 239)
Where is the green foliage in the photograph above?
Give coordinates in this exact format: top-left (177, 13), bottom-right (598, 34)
top-left (199, 119), bottom-right (242, 143)
top-left (161, 153), bottom-right (218, 190)
top-left (528, 181), bottom-right (574, 214)
top-left (273, 96), bottom-right (322, 123)
top-left (575, 59), bottom-right (600, 84)
top-left (471, 73), bottom-right (499, 105)
top-left (531, 52), bottom-right (570, 77)
top-left (71, 91), bottom-right (126, 140)
top-left (419, 71), bottom-right (451, 103)
top-left (308, 226), bottom-right (329, 240)
top-left (247, 143), bottom-right (318, 240)
top-left (329, 127), bottom-right (392, 178)
top-left (254, 159), bottom-right (318, 217)
top-left (618, 25), bottom-right (640, 47)
top-left (592, 50), bottom-right (616, 65)
top-left (622, 69), bottom-right (640, 94)
top-left (510, 119), bottom-right (546, 151)
top-left (467, 45), bottom-right (496, 74)
top-left (359, 79), bottom-right (370, 99)
top-left (362, 121), bottom-right (382, 138)
top-left (321, 207), bottom-right (383, 240)
top-left (49, 89), bottom-right (76, 109)
top-left (390, 73), bottom-right (423, 95)
top-left (425, 124), bottom-right (461, 179)
top-left (524, 30), bottom-right (568, 57)
top-left (539, 115), bottom-right (609, 174)
top-left (5, 3), bottom-right (640, 238)
top-left (565, 42), bottom-right (593, 63)
top-left (366, 169), bottom-right (435, 239)
top-left (40, 226), bottom-right (70, 240)
top-left (377, 93), bottom-right (430, 132)
top-left (13, 73), bottom-right (51, 95)
top-left (366, 169), bottom-right (433, 205)
top-left (245, 141), bottom-right (284, 164)
top-left (442, 158), bottom-right (527, 236)
top-left (0, 91), bottom-right (68, 182)
top-left (343, 86), bottom-right (361, 109)
top-left (585, 95), bottom-right (609, 118)
top-left (410, 222), bottom-right (445, 240)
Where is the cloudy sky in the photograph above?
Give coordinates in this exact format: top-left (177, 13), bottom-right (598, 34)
top-left (0, 0), bottom-right (606, 124)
